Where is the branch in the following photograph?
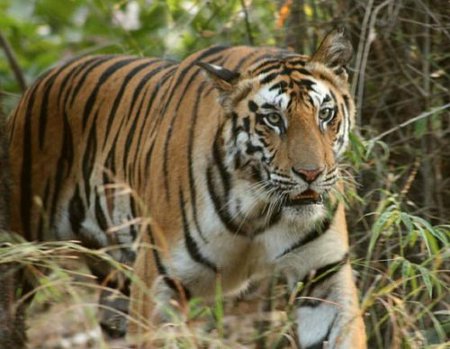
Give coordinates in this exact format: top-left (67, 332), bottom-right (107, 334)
top-left (239, 0), bottom-right (254, 45)
top-left (0, 31), bottom-right (26, 92)
top-left (371, 103), bottom-right (450, 142)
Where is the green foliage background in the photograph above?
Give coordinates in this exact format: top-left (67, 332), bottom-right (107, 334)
top-left (0, 0), bottom-right (449, 348)
top-left (0, 0), bottom-right (279, 103)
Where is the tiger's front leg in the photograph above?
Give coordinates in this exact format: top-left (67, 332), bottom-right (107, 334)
top-left (280, 207), bottom-right (366, 349)
top-left (287, 261), bottom-right (366, 349)
top-left (127, 226), bottom-right (192, 347)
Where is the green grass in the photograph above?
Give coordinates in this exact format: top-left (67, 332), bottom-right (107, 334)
top-left (0, 150), bottom-right (448, 348)
top-left (0, 135), bottom-right (449, 348)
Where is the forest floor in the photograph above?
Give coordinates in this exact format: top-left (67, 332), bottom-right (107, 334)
top-left (26, 265), bottom-right (293, 349)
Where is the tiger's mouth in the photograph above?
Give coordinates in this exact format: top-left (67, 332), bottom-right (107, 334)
top-left (285, 189), bottom-right (323, 206)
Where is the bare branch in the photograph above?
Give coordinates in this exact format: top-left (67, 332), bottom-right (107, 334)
top-left (371, 103), bottom-right (450, 142)
top-left (240, 0), bottom-right (254, 46)
top-left (0, 31), bottom-right (26, 92)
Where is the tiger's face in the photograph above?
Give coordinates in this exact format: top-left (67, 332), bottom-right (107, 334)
top-left (225, 63), bottom-right (353, 216)
top-left (199, 30), bottom-right (353, 222)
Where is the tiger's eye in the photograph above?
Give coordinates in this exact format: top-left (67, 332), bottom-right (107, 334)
top-left (266, 113), bottom-right (281, 125)
top-left (319, 107), bottom-right (334, 121)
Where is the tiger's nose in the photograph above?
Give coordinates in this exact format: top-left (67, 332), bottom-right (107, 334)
top-left (292, 167), bottom-right (324, 183)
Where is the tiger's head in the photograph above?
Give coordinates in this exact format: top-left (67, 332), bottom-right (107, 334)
top-left (199, 30), bottom-right (354, 222)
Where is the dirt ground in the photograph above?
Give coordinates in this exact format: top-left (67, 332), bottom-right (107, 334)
top-left (26, 279), bottom-right (293, 349)
top-left (27, 289), bottom-right (126, 349)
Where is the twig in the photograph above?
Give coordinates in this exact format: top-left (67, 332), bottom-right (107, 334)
top-left (354, 0), bottom-right (392, 124)
top-left (417, 0), bottom-right (450, 41)
top-left (371, 103), bottom-right (450, 142)
top-left (239, 0), bottom-right (254, 45)
top-left (421, 0), bottom-right (433, 215)
top-left (351, 0), bottom-right (373, 103)
top-left (399, 157), bottom-right (420, 199)
top-left (0, 31), bottom-right (26, 92)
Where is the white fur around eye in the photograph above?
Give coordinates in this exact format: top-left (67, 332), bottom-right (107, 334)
top-left (308, 79), bottom-right (330, 107)
top-left (254, 84), bottom-right (290, 111)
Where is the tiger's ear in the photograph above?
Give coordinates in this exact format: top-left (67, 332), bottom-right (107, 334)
top-left (196, 62), bottom-right (240, 92)
top-left (310, 28), bottom-right (353, 78)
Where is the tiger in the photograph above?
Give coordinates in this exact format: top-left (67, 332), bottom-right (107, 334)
top-left (8, 29), bottom-right (366, 348)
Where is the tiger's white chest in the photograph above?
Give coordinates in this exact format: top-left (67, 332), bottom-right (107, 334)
top-left (168, 182), bottom-right (325, 298)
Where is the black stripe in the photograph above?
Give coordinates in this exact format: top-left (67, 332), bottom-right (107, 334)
top-left (148, 224), bottom-right (192, 299)
top-left (309, 253), bottom-right (349, 285)
top-left (343, 95), bottom-right (351, 115)
top-left (144, 66), bottom-right (178, 132)
top-left (145, 225), bottom-right (170, 281)
top-left (157, 46), bottom-right (229, 126)
top-left (206, 166), bottom-right (242, 234)
top-left (163, 276), bottom-right (191, 300)
top-left (179, 188), bottom-right (217, 272)
top-left (127, 59), bottom-right (170, 115)
top-left (57, 56), bottom-right (105, 108)
top-left (102, 61), bottom-right (151, 148)
top-left (104, 63), bottom-right (157, 179)
top-left (82, 109), bottom-right (99, 204)
top-left (123, 91), bottom-right (147, 174)
top-left (233, 49), bottom-right (260, 71)
top-left (286, 58), bottom-right (306, 66)
top-left (104, 142), bottom-right (117, 182)
top-left (133, 66), bottom-right (177, 177)
top-left (133, 62), bottom-right (176, 121)
top-left (187, 81), bottom-right (208, 243)
top-left (212, 129), bottom-right (231, 194)
top-left (128, 214), bottom-right (138, 241)
top-left (20, 82), bottom-right (41, 240)
top-left (68, 185), bottom-right (85, 234)
top-left (260, 72), bottom-right (280, 84)
top-left (62, 109), bottom-right (75, 175)
top-left (297, 68), bottom-right (312, 76)
top-left (269, 81), bottom-right (288, 92)
top-left (178, 55), bottom-right (234, 223)
top-left (144, 140), bottom-right (156, 177)
top-left (95, 188), bottom-right (108, 231)
top-left (303, 343), bottom-right (323, 349)
top-left (122, 62), bottom-right (176, 174)
top-left (38, 73), bottom-right (61, 149)
top-left (104, 278), bottom-right (131, 297)
top-left (48, 108), bottom-right (75, 229)
top-left (297, 288), bottom-right (332, 308)
top-left (205, 131), bottom-right (254, 235)
top-left (251, 59), bottom-right (279, 75)
top-left (141, 64), bottom-right (178, 122)
top-left (299, 254), bottom-right (349, 304)
top-left (82, 58), bottom-right (140, 130)
top-left (69, 56), bottom-right (115, 107)
top-left (276, 203), bottom-right (339, 259)
top-left (161, 45), bottom-right (229, 115)
top-left (294, 79), bottom-right (316, 90)
top-left (255, 63), bottom-right (283, 77)
top-left (53, 59), bottom-right (113, 218)
top-left (162, 54), bottom-right (226, 202)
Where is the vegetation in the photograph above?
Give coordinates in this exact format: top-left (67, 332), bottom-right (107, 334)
top-left (0, 0), bottom-right (448, 348)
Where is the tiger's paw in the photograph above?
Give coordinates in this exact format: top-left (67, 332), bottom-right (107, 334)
top-left (98, 289), bottom-right (129, 338)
